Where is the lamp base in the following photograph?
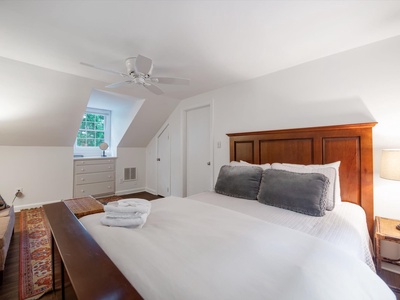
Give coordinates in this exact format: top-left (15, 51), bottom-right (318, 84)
top-left (396, 224), bottom-right (400, 231)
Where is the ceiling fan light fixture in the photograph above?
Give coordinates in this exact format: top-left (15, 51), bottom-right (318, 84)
top-left (135, 77), bottom-right (146, 85)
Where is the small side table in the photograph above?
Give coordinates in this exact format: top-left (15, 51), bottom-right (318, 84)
top-left (374, 216), bottom-right (400, 293)
top-left (63, 196), bottom-right (104, 218)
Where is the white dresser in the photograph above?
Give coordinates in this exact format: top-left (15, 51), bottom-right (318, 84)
top-left (73, 157), bottom-right (116, 198)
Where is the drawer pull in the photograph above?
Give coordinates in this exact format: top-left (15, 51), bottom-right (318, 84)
top-left (107, 186), bottom-right (111, 189)
top-left (81, 168), bottom-right (85, 171)
top-left (81, 178), bottom-right (85, 181)
top-left (81, 190), bottom-right (85, 193)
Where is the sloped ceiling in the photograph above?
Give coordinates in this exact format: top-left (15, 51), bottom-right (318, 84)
top-left (1, 1), bottom-right (400, 147)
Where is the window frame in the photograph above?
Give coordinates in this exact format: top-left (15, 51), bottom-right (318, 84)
top-left (74, 107), bottom-right (111, 157)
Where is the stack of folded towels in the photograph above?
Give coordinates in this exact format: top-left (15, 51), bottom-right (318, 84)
top-left (101, 198), bottom-right (151, 228)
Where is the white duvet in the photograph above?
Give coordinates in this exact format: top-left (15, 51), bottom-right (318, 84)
top-left (80, 196), bottom-right (394, 300)
top-left (189, 192), bottom-right (375, 270)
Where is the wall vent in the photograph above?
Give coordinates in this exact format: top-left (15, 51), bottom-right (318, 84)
top-left (124, 167), bottom-right (137, 181)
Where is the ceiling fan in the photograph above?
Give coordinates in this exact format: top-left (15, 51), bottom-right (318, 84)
top-left (81, 55), bottom-right (190, 95)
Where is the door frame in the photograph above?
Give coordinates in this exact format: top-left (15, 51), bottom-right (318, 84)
top-left (157, 124), bottom-right (171, 197)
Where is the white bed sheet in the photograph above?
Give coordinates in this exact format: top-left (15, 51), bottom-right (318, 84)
top-left (189, 191), bottom-right (375, 270)
top-left (80, 196), bottom-right (394, 300)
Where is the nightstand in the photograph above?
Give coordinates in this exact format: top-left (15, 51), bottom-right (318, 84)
top-left (375, 216), bottom-right (400, 294)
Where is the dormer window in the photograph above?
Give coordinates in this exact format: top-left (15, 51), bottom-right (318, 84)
top-left (74, 108), bottom-right (111, 157)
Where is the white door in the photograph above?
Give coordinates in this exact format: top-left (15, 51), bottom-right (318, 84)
top-left (186, 106), bottom-right (211, 196)
top-left (157, 125), bottom-right (171, 197)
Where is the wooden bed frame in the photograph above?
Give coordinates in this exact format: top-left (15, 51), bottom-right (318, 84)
top-left (43, 122), bottom-right (377, 298)
top-left (228, 122), bottom-right (377, 237)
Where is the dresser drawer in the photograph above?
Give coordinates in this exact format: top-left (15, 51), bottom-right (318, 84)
top-left (75, 159), bottom-right (115, 166)
top-left (75, 171), bottom-right (114, 185)
top-left (73, 181), bottom-right (115, 198)
top-left (75, 163), bottom-right (114, 174)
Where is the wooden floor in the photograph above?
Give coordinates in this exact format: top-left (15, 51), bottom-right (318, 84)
top-left (0, 192), bottom-right (160, 300)
top-left (380, 269), bottom-right (400, 299)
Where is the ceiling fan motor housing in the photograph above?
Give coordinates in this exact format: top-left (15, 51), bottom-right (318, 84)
top-left (125, 56), bottom-right (154, 76)
top-left (125, 57), bottom-right (137, 75)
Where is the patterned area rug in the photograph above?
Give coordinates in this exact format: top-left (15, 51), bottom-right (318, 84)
top-left (19, 207), bottom-right (52, 300)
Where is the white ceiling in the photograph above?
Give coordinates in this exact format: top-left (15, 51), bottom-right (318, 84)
top-left (1, 1), bottom-right (400, 146)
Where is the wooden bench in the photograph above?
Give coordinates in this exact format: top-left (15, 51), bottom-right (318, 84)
top-left (63, 196), bottom-right (104, 218)
top-left (43, 202), bottom-right (142, 299)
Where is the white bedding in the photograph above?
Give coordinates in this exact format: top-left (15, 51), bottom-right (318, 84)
top-left (189, 192), bottom-right (375, 270)
top-left (80, 196), bottom-right (394, 300)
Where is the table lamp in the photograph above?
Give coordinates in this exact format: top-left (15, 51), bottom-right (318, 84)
top-left (380, 149), bottom-right (400, 230)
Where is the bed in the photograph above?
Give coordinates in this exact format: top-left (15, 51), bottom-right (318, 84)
top-left (48, 122), bottom-right (396, 299)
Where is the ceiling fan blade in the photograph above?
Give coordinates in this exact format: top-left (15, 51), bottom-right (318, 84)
top-left (151, 77), bottom-right (190, 85)
top-left (143, 83), bottom-right (164, 95)
top-left (80, 62), bottom-right (129, 77)
top-left (134, 55), bottom-right (153, 75)
top-left (106, 80), bottom-right (133, 88)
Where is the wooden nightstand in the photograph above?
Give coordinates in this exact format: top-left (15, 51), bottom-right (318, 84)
top-left (375, 216), bottom-right (400, 294)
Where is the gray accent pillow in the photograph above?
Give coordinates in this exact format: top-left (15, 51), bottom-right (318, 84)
top-left (215, 165), bottom-right (263, 200)
top-left (271, 163), bottom-right (336, 211)
top-left (257, 169), bottom-right (329, 217)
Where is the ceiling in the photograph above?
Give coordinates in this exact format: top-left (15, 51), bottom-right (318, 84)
top-left (1, 1), bottom-right (400, 146)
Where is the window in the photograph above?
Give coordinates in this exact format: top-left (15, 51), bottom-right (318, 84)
top-left (75, 108), bottom-right (111, 156)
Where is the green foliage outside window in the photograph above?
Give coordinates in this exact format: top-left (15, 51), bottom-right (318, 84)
top-left (77, 113), bottom-right (106, 147)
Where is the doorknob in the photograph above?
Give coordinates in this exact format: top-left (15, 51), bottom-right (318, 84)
top-left (207, 162), bottom-right (211, 165)
top-left (157, 158), bottom-right (161, 161)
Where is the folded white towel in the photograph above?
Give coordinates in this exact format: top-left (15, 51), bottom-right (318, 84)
top-left (118, 198), bottom-right (150, 207)
top-left (105, 212), bottom-right (141, 219)
top-left (101, 199), bottom-right (151, 228)
top-left (104, 198), bottom-right (151, 214)
top-left (100, 213), bottom-right (149, 228)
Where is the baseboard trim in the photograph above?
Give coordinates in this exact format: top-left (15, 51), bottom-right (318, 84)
top-left (116, 187), bottom-right (158, 196)
top-left (115, 187), bottom-right (146, 196)
top-left (144, 187), bottom-right (157, 195)
top-left (14, 199), bottom-right (62, 212)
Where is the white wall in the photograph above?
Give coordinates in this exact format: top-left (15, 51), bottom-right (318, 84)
top-left (147, 35), bottom-right (400, 220)
top-left (115, 147), bottom-right (147, 195)
top-left (0, 146), bottom-right (147, 210)
top-left (0, 146), bottom-right (74, 210)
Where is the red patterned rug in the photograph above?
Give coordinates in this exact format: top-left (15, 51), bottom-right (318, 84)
top-left (19, 207), bottom-right (52, 300)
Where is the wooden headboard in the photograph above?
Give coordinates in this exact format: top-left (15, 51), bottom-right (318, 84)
top-left (228, 122), bottom-right (377, 237)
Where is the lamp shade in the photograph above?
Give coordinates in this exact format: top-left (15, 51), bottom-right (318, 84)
top-left (380, 149), bottom-right (400, 181)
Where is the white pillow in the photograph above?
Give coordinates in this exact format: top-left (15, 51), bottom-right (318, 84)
top-left (283, 161), bottom-right (341, 204)
top-left (271, 161), bottom-right (341, 211)
top-left (229, 161), bottom-right (271, 170)
top-left (239, 160), bottom-right (271, 170)
top-left (229, 161), bottom-right (243, 167)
